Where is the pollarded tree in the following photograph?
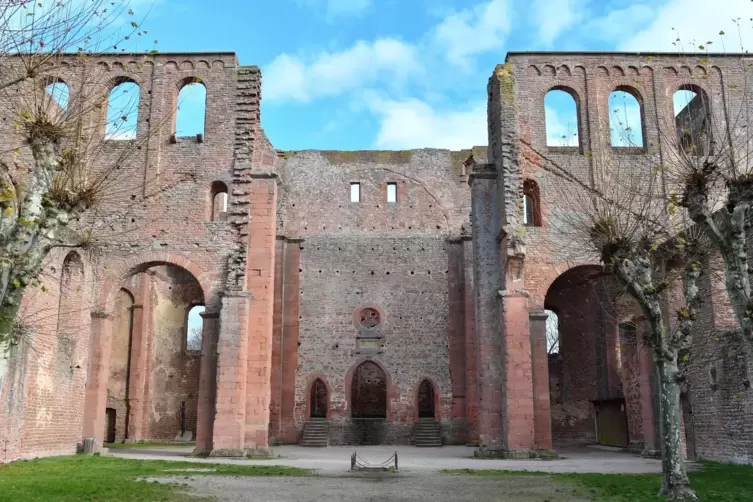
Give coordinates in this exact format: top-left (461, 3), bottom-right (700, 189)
top-left (0, 1), bottom-right (159, 378)
top-left (527, 136), bottom-right (705, 499)
top-left (655, 38), bottom-right (753, 388)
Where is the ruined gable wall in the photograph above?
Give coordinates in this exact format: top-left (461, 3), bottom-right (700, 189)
top-left (273, 149), bottom-right (475, 444)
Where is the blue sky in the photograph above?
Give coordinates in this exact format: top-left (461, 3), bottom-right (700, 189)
top-left (132, 0), bottom-right (752, 151)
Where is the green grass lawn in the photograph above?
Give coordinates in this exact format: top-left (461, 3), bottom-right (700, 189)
top-left (444, 461), bottom-right (753, 501)
top-left (0, 455), bottom-right (311, 502)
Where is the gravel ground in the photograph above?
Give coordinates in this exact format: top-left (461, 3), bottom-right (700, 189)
top-left (112, 444), bottom-right (668, 475)
top-left (150, 473), bottom-right (590, 502)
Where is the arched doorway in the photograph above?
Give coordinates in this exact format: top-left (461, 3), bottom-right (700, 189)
top-left (310, 378), bottom-right (328, 419)
top-left (417, 380), bottom-right (435, 418)
top-left (544, 265), bottom-right (632, 448)
top-left (351, 361), bottom-right (387, 419)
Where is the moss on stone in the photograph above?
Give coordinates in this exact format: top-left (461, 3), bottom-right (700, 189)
top-left (321, 150), bottom-right (415, 165)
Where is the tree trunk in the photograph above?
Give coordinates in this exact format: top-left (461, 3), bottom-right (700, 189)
top-left (657, 359), bottom-right (697, 501)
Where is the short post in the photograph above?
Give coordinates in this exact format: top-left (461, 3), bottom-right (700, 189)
top-left (394, 451), bottom-right (398, 471)
top-left (351, 451), bottom-right (356, 471)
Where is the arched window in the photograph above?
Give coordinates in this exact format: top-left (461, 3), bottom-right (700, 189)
top-left (210, 181), bottom-right (228, 221)
top-left (609, 89), bottom-right (644, 148)
top-left (186, 305), bottom-right (205, 353)
top-left (674, 86), bottom-right (709, 156)
top-left (105, 80), bottom-right (140, 140)
top-left (523, 179), bottom-right (541, 227)
top-left (545, 309), bottom-right (559, 354)
top-left (176, 80), bottom-right (207, 138)
top-left (545, 89), bottom-right (579, 147)
top-left (45, 80), bottom-right (69, 112)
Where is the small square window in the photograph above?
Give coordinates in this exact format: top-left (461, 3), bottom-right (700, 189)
top-left (387, 183), bottom-right (397, 203)
top-left (351, 183), bottom-right (361, 202)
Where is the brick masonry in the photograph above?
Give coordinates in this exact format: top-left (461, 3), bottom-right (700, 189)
top-left (0, 51), bottom-right (750, 463)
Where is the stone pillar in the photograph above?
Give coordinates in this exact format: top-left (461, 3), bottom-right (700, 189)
top-left (82, 311), bottom-right (114, 448)
top-left (211, 292), bottom-right (251, 456)
top-left (447, 238), bottom-right (467, 436)
top-left (194, 310), bottom-right (219, 453)
top-left (469, 165), bottom-right (505, 453)
top-left (499, 249), bottom-right (535, 451)
top-left (462, 236), bottom-right (478, 441)
top-left (243, 176), bottom-right (278, 452)
top-left (637, 329), bottom-right (658, 454)
top-left (279, 239), bottom-right (301, 443)
top-left (125, 304), bottom-right (146, 441)
top-left (529, 309), bottom-right (552, 451)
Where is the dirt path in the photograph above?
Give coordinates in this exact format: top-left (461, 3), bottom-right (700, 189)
top-left (152, 473), bottom-right (591, 501)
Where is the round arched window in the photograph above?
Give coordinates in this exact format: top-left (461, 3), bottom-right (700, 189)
top-left (359, 308), bottom-right (381, 329)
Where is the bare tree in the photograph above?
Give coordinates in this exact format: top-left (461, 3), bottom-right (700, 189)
top-left (662, 45), bottom-right (753, 386)
top-left (0, 1), bottom-right (159, 379)
top-left (525, 134), bottom-right (705, 499)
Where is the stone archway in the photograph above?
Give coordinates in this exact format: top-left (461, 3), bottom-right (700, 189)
top-left (310, 378), bottom-right (328, 419)
top-left (417, 380), bottom-right (436, 418)
top-left (350, 361), bottom-right (387, 419)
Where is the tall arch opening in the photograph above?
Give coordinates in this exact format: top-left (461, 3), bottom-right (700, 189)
top-left (609, 88), bottom-right (644, 148)
top-left (545, 88), bottom-right (580, 147)
top-left (417, 379), bottom-right (436, 418)
top-left (545, 265), bottom-right (632, 448)
top-left (176, 80), bottom-right (207, 137)
top-left (310, 378), bottom-right (328, 419)
top-left (351, 361), bottom-right (387, 419)
top-left (674, 86), bottom-right (709, 156)
top-left (95, 262), bottom-right (206, 445)
top-left (105, 79), bottom-right (140, 140)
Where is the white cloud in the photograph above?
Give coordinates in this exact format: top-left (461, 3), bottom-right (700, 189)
top-left (432, 0), bottom-right (511, 69)
top-left (368, 97), bottom-right (487, 150)
top-left (532, 0), bottom-right (584, 46)
top-left (584, 4), bottom-right (654, 43)
top-left (619, 0), bottom-right (753, 52)
top-left (263, 39), bottom-right (421, 103)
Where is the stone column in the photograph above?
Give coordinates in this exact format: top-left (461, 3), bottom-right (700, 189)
top-left (462, 236), bottom-right (478, 441)
top-left (211, 292), bottom-right (251, 456)
top-left (279, 239), bottom-right (301, 443)
top-left (469, 165), bottom-right (505, 453)
top-left (243, 176), bottom-right (278, 453)
top-left (529, 309), bottom-right (552, 451)
top-left (498, 251), bottom-right (535, 452)
top-left (125, 303), bottom-right (146, 441)
top-left (82, 311), bottom-right (114, 449)
top-left (194, 310), bottom-right (219, 453)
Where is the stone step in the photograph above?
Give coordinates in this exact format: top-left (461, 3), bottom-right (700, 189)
top-left (413, 419), bottom-right (442, 447)
top-left (300, 420), bottom-right (330, 448)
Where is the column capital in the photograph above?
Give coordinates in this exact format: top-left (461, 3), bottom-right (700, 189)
top-left (529, 309), bottom-right (549, 320)
top-left (91, 311), bottom-right (113, 320)
top-left (200, 311), bottom-right (220, 319)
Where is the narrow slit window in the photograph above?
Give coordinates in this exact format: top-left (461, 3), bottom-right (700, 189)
top-left (351, 183), bottom-right (361, 202)
top-left (387, 183), bottom-right (397, 203)
top-left (186, 305), bottom-right (205, 353)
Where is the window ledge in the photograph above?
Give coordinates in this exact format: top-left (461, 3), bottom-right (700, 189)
top-left (611, 147), bottom-right (646, 155)
top-left (547, 146), bottom-right (581, 155)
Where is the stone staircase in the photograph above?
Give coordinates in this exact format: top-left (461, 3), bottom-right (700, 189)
top-left (414, 418), bottom-right (442, 447)
top-left (300, 419), bottom-right (330, 447)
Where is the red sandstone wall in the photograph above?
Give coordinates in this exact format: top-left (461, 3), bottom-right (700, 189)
top-left (275, 149), bottom-right (475, 444)
top-left (0, 52), bottom-right (252, 460)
